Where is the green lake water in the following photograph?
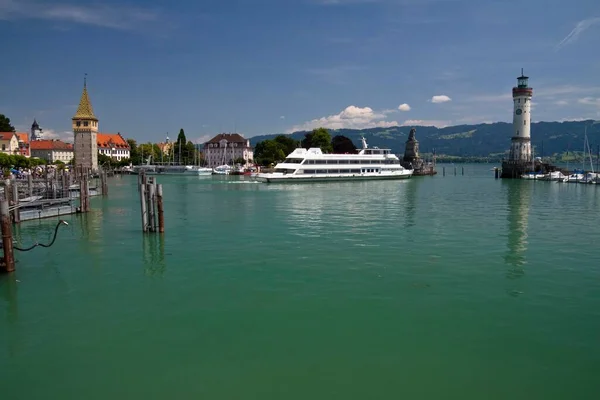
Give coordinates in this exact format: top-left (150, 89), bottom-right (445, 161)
top-left (1, 164), bottom-right (600, 399)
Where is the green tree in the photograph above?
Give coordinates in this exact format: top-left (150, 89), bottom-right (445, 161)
top-left (0, 114), bottom-right (15, 132)
top-left (302, 128), bottom-right (332, 153)
top-left (274, 135), bottom-right (299, 155)
top-left (254, 139), bottom-right (286, 166)
top-left (173, 129), bottom-right (187, 163)
top-left (332, 135), bottom-right (357, 154)
top-left (127, 138), bottom-right (140, 165)
top-left (184, 140), bottom-right (197, 164)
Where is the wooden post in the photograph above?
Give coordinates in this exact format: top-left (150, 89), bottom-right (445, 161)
top-left (11, 181), bottom-right (19, 224)
top-left (443, 166), bottom-right (445, 176)
top-left (454, 166), bottom-right (457, 176)
top-left (27, 173), bottom-right (33, 198)
top-left (79, 167), bottom-right (85, 212)
top-left (157, 184), bottom-right (164, 233)
top-left (148, 179), bottom-right (156, 232)
top-left (139, 174), bottom-right (148, 232)
top-left (1, 199), bottom-right (15, 273)
top-left (84, 168), bottom-right (90, 212)
top-left (62, 170), bottom-right (68, 198)
top-left (462, 166), bottom-right (464, 176)
top-left (103, 171), bottom-right (108, 196)
top-left (45, 164), bottom-right (49, 199)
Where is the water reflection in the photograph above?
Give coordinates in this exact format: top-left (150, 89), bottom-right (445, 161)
top-left (0, 275), bottom-right (20, 359)
top-left (403, 178), bottom-right (420, 230)
top-left (504, 181), bottom-right (532, 280)
top-left (142, 234), bottom-right (165, 277)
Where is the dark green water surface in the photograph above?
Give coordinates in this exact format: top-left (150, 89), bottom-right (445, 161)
top-left (2, 165), bottom-right (600, 399)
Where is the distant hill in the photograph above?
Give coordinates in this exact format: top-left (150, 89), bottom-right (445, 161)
top-left (249, 120), bottom-right (600, 158)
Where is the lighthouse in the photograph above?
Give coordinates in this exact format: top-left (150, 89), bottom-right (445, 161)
top-left (509, 69), bottom-right (533, 162)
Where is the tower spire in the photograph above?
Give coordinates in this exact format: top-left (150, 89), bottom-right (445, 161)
top-left (73, 76), bottom-right (97, 121)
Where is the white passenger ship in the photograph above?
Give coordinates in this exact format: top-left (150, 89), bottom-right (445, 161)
top-left (256, 137), bottom-right (413, 183)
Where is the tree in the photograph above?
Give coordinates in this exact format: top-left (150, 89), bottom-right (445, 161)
top-left (0, 114), bottom-right (15, 132)
top-left (302, 128), bottom-right (332, 153)
top-left (184, 140), bottom-right (197, 165)
top-left (274, 135), bottom-right (299, 155)
top-left (127, 138), bottom-right (140, 165)
top-left (332, 135), bottom-right (357, 154)
top-left (174, 128), bottom-right (187, 163)
top-left (254, 139), bottom-right (286, 166)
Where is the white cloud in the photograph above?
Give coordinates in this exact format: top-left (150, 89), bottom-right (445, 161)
top-left (193, 134), bottom-right (213, 144)
top-left (556, 17), bottom-right (600, 50)
top-left (431, 95), bottom-right (452, 103)
top-left (578, 97), bottom-right (600, 107)
top-left (0, 0), bottom-right (160, 30)
top-left (41, 129), bottom-right (74, 143)
top-left (280, 116), bottom-right (286, 120)
top-left (398, 103), bottom-right (411, 112)
top-left (401, 119), bottom-right (450, 128)
top-left (555, 100), bottom-right (569, 106)
top-left (288, 105), bottom-right (399, 132)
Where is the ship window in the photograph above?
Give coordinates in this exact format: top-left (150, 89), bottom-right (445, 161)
top-left (524, 120), bottom-right (526, 126)
top-left (338, 160), bottom-right (349, 164)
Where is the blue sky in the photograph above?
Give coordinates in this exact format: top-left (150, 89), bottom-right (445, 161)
top-left (1, 0), bottom-right (599, 143)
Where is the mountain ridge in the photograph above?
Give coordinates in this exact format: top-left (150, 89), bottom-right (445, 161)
top-left (249, 120), bottom-right (600, 157)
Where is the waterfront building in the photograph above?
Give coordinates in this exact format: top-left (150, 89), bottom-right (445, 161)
top-left (97, 133), bottom-right (130, 161)
top-left (16, 132), bottom-right (30, 157)
top-left (0, 132), bottom-right (19, 155)
top-left (202, 133), bottom-right (254, 168)
top-left (72, 77), bottom-right (99, 170)
top-left (30, 140), bottom-right (74, 163)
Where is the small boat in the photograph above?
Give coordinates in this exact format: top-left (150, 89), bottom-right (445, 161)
top-left (212, 165), bottom-right (232, 175)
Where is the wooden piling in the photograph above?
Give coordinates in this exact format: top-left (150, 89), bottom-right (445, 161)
top-left (462, 166), bottom-right (464, 176)
top-left (1, 199), bottom-right (15, 273)
top-left (157, 184), bottom-right (164, 233)
top-left (11, 181), bottom-right (19, 224)
top-left (494, 167), bottom-right (499, 179)
top-left (27, 174), bottom-right (33, 198)
top-left (443, 167), bottom-right (445, 176)
top-left (139, 174), bottom-right (148, 232)
top-left (454, 167), bottom-right (457, 176)
top-left (148, 178), bottom-right (156, 232)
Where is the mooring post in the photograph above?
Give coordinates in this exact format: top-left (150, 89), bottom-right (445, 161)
top-left (79, 167), bottom-right (85, 212)
top-left (462, 166), bottom-right (464, 176)
top-left (157, 184), bottom-right (164, 233)
top-left (1, 199), bottom-right (15, 273)
top-left (11, 181), bottom-right (20, 224)
top-left (443, 166), bottom-right (445, 176)
top-left (27, 173), bottom-right (33, 198)
top-left (104, 171), bottom-right (108, 196)
top-left (454, 166), bottom-right (457, 176)
top-left (494, 167), bottom-right (499, 179)
top-left (148, 178), bottom-right (156, 232)
top-left (139, 174), bottom-right (148, 232)
top-left (62, 170), bottom-right (68, 198)
top-left (84, 168), bottom-right (90, 212)
top-left (45, 164), bottom-right (49, 199)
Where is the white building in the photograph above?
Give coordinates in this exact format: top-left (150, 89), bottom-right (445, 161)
top-left (509, 70), bottom-right (533, 162)
top-left (30, 140), bottom-right (74, 163)
top-left (97, 133), bottom-right (130, 161)
top-left (202, 133), bottom-right (254, 168)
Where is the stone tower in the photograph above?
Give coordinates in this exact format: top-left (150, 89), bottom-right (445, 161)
top-left (31, 119), bottom-right (43, 141)
top-left (72, 77), bottom-right (98, 170)
top-left (509, 69), bottom-right (533, 162)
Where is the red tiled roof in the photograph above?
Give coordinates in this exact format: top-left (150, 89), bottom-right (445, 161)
top-left (206, 133), bottom-right (247, 144)
top-left (97, 132), bottom-right (130, 149)
top-left (30, 140), bottom-right (73, 150)
top-left (0, 132), bottom-right (16, 141)
top-left (16, 132), bottom-right (28, 144)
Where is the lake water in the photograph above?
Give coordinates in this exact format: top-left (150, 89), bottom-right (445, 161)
top-left (2, 164), bottom-right (600, 399)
